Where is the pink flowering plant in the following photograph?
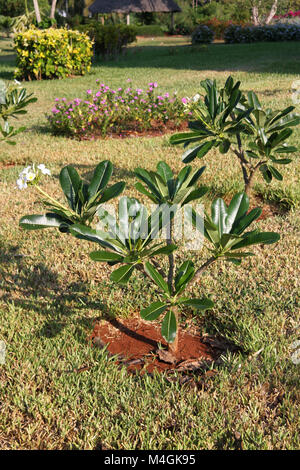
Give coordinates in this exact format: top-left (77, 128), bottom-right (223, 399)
top-left (47, 80), bottom-right (194, 139)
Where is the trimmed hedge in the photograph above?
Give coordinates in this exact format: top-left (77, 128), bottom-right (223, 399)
top-left (79, 23), bottom-right (137, 57)
top-left (14, 28), bottom-right (93, 80)
top-left (135, 25), bottom-right (164, 37)
top-left (224, 23), bottom-right (300, 43)
top-left (191, 25), bottom-right (215, 44)
top-left (202, 18), bottom-right (248, 39)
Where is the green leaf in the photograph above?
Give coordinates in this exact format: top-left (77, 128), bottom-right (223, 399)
top-left (195, 140), bottom-right (216, 159)
top-left (69, 224), bottom-right (119, 252)
top-left (269, 158), bottom-right (292, 165)
top-left (88, 160), bottom-right (113, 198)
top-left (219, 139), bottom-right (231, 154)
top-left (175, 261), bottom-right (195, 294)
top-left (269, 128), bottom-right (293, 148)
top-left (89, 251), bottom-right (124, 262)
top-left (232, 232), bottom-right (280, 250)
top-left (211, 198), bottom-right (227, 236)
top-left (268, 113), bottom-right (300, 132)
top-left (269, 166), bottom-right (283, 181)
top-left (140, 301), bottom-right (168, 321)
top-left (179, 298), bottom-right (214, 310)
top-left (19, 213), bottom-right (67, 230)
top-left (170, 130), bottom-right (212, 146)
top-left (188, 166), bottom-right (206, 186)
top-left (134, 182), bottom-right (158, 203)
top-left (231, 208), bottom-right (262, 235)
top-left (110, 264), bottom-right (134, 285)
top-left (161, 310), bottom-right (177, 344)
top-left (144, 262), bottom-right (170, 295)
top-left (134, 168), bottom-right (162, 200)
top-left (247, 91), bottom-right (261, 110)
top-left (225, 192), bottom-right (249, 233)
top-left (246, 150), bottom-right (259, 159)
top-left (259, 164), bottom-right (272, 183)
top-left (176, 166), bottom-right (192, 188)
top-left (156, 161), bottom-right (173, 183)
top-left (149, 244), bottom-right (177, 257)
top-left (100, 181), bottom-right (125, 204)
top-left (224, 251), bottom-right (254, 258)
top-left (59, 166), bottom-right (82, 210)
top-left (181, 186), bottom-right (208, 205)
top-left (274, 145), bottom-right (297, 154)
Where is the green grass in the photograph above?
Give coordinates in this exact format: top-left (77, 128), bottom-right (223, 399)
top-left (0, 36), bottom-right (299, 450)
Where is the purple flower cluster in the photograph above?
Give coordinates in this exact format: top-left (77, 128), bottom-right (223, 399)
top-left (47, 80), bottom-right (189, 138)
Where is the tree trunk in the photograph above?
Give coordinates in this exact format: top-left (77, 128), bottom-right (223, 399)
top-left (244, 170), bottom-right (256, 197)
top-left (50, 0), bottom-right (57, 20)
top-left (265, 0), bottom-right (278, 24)
top-left (252, 6), bottom-right (260, 25)
top-left (33, 0), bottom-right (41, 24)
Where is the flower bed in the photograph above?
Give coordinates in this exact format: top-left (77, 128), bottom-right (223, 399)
top-left (47, 80), bottom-right (193, 139)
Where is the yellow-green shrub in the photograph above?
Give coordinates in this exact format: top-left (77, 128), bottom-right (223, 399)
top-left (14, 28), bottom-right (93, 80)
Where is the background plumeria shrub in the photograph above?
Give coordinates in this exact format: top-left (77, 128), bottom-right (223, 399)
top-left (14, 28), bottom-right (93, 81)
top-left (0, 79), bottom-right (37, 144)
top-left (170, 76), bottom-right (300, 197)
top-left (47, 80), bottom-right (196, 139)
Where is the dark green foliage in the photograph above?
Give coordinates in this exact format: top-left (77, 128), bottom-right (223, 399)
top-left (224, 23), bottom-right (300, 44)
top-left (134, 160), bottom-right (208, 206)
top-left (0, 80), bottom-right (37, 144)
top-left (190, 192), bottom-right (280, 265)
top-left (19, 161), bottom-right (125, 232)
top-left (170, 76), bottom-right (300, 193)
top-left (79, 22), bottom-right (137, 57)
top-left (191, 25), bottom-right (215, 44)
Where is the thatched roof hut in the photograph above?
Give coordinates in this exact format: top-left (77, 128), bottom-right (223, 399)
top-left (88, 0), bottom-right (181, 15)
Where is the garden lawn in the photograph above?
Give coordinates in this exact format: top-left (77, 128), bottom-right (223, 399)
top-left (0, 36), bottom-right (299, 450)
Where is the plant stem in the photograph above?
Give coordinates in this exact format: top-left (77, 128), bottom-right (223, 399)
top-left (169, 257), bottom-right (217, 356)
top-left (167, 218), bottom-right (174, 295)
top-left (35, 185), bottom-right (76, 215)
top-left (190, 256), bottom-right (218, 288)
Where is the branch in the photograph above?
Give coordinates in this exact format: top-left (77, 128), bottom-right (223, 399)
top-left (265, 0), bottom-right (278, 24)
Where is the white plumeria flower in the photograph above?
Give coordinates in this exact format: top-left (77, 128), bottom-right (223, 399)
top-left (16, 177), bottom-right (27, 190)
top-left (16, 163), bottom-right (51, 190)
top-left (37, 164), bottom-right (51, 176)
top-left (193, 93), bottom-right (201, 102)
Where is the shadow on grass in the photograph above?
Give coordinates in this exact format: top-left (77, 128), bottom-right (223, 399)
top-left (0, 67), bottom-right (14, 80)
top-left (0, 241), bottom-right (108, 341)
top-left (94, 41), bottom-right (300, 75)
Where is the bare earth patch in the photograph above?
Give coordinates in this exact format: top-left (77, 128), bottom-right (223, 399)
top-left (90, 316), bottom-right (234, 375)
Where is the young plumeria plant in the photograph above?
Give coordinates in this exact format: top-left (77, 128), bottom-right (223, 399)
top-left (70, 196), bottom-right (178, 285)
top-left (19, 161), bottom-right (125, 232)
top-left (19, 160), bottom-right (280, 357)
top-left (0, 79), bottom-right (37, 145)
top-left (170, 76), bottom-right (300, 196)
